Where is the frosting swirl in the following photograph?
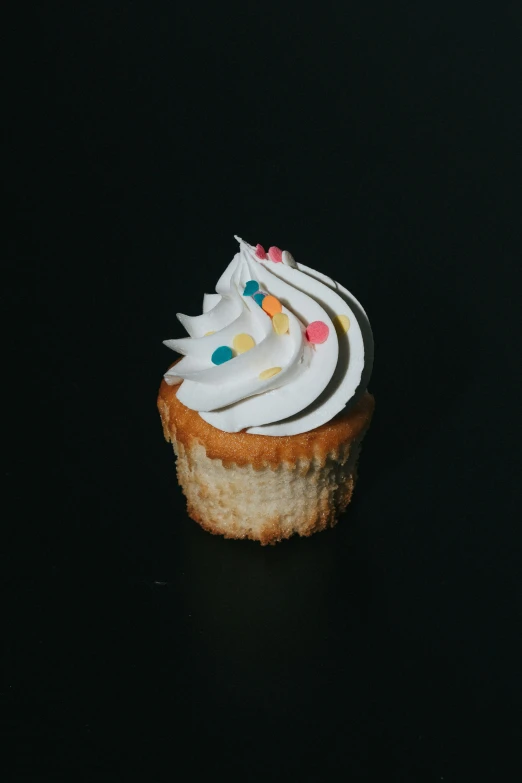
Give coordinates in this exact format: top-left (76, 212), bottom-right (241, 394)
top-left (163, 237), bottom-right (373, 436)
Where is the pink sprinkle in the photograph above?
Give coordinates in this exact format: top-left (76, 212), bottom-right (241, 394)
top-left (255, 244), bottom-right (267, 259)
top-left (268, 246), bottom-right (283, 263)
top-left (306, 321), bottom-right (330, 344)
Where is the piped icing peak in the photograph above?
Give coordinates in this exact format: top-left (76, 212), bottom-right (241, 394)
top-left (163, 237), bottom-right (373, 436)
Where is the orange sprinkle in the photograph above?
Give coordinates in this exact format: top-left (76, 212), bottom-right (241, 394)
top-left (262, 295), bottom-right (282, 317)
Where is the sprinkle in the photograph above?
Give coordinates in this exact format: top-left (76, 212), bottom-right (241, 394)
top-left (334, 314), bottom-right (350, 334)
top-left (306, 321), bottom-right (330, 344)
top-left (268, 246), bottom-right (283, 263)
top-left (204, 330), bottom-right (215, 336)
top-left (233, 333), bottom-right (255, 354)
top-left (243, 280), bottom-right (259, 297)
top-left (211, 346), bottom-right (234, 365)
top-left (262, 295), bottom-right (282, 316)
top-left (259, 367), bottom-right (282, 380)
top-left (253, 292), bottom-right (266, 307)
top-left (255, 244), bottom-right (267, 259)
top-left (282, 250), bottom-right (297, 268)
top-left (272, 312), bottom-right (289, 335)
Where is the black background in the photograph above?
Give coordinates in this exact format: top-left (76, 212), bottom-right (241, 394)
top-left (4, 2), bottom-right (522, 781)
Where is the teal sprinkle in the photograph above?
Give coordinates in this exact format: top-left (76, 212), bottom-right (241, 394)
top-left (211, 346), bottom-right (234, 365)
top-left (243, 280), bottom-right (259, 297)
top-left (253, 292), bottom-right (266, 306)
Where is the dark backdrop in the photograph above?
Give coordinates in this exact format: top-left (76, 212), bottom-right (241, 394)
top-left (4, 3), bottom-right (522, 781)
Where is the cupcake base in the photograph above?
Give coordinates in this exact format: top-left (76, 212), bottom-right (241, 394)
top-left (158, 376), bottom-right (374, 545)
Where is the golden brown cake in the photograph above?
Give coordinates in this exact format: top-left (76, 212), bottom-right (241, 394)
top-left (158, 376), bottom-right (374, 544)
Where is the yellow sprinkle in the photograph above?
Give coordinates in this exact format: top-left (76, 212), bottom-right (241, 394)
top-left (232, 333), bottom-right (255, 354)
top-left (272, 312), bottom-right (289, 335)
top-left (334, 314), bottom-right (350, 334)
top-left (259, 367), bottom-right (282, 380)
top-left (204, 330), bottom-right (215, 336)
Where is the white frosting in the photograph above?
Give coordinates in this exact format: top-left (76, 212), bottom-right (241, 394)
top-left (163, 237), bottom-right (373, 436)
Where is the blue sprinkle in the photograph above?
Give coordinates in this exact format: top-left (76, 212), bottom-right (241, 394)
top-left (211, 346), bottom-right (234, 365)
top-left (243, 280), bottom-right (259, 297)
top-left (253, 292), bottom-right (267, 306)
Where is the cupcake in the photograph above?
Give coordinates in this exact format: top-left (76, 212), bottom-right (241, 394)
top-left (157, 237), bottom-right (374, 544)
